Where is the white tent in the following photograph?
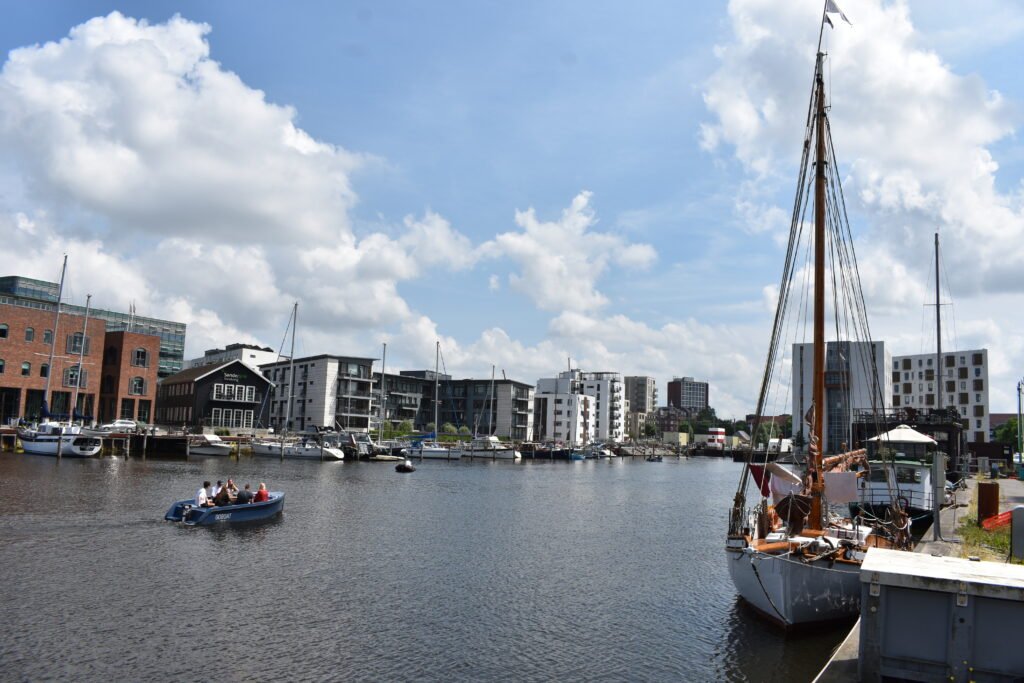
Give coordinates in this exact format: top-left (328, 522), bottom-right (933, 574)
top-left (866, 424), bottom-right (937, 445)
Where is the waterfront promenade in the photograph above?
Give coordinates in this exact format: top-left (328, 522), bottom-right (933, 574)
top-left (815, 475), bottom-right (1024, 682)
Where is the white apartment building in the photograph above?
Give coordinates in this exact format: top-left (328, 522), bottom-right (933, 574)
top-left (188, 343), bottom-right (282, 371)
top-left (891, 348), bottom-right (990, 443)
top-left (260, 354), bottom-right (375, 433)
top-left (793, 341), bottom-right (892, 453)
top-left (534, 370), bottom-right (593, 445)
top-left (582, 371), bottom-right (626, 442)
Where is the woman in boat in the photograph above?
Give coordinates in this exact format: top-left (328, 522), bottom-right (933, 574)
top-left (213, 485), bottom-right (233, 506)
top-left (253, 483), bottom-right (269, 503)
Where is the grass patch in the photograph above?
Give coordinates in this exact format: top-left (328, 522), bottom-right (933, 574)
top-left (955, 483), bottom-right (1015, 562)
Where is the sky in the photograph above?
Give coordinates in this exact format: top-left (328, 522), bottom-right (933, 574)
top-left (0, 0), bottom-right (1021, 417)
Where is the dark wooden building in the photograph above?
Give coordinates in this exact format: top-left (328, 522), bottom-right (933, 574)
top-left (155, 359), bottom-right (270, 431)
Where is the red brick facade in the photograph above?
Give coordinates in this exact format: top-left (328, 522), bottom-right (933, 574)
top-left (0, 302), bottom-right (106, 422)
top-left (0, 302), bottom-right (161, 425)
top-left (99, 331), bottom-right (161, 424)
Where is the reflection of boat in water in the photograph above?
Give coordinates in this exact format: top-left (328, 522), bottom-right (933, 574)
top-left (188, 433), bottom-right (233, 456)
top-left (726, 6), bottom-right (911, 628)
top-left (19, 422), bottom-right (102, 458)
top-left (165, 492), bottom-right (284, 526)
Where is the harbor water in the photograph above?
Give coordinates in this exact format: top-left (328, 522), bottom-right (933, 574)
top-left (0, 454), bottom-right (848, 681)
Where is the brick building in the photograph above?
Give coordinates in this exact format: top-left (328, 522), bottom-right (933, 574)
top-left (0, 303), bottom-right (105, 422)
top-left (99, 331), bottom-right (161, 424)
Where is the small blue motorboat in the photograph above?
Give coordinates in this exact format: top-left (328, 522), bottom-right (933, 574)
top-left (164, 492), bottom-right (285, 526)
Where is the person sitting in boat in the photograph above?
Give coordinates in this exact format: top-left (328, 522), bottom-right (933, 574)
top-left (225, 479), bottom-right (239, 497)
top-left (253, 483), bottom-right (269, 503)
top-left (212, 480), bottom-right (223, 496)
top-left (195, 481), bottom-right (215, 508)
top-left (213, 484), bottom-right (234, 507)
top-left (236, 484), bottom-right (254, 504)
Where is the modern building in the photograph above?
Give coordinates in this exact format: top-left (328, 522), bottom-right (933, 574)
top-left (581, 371), bottom-right (626, 442)
top-left (625, 410), bottom-right (649, 439)
top-left (534, 370), bottom-right (594, 445)
top-left (374, 371), bottom-right (434, 431)
top-left (0, 275), bottom-right (187, 377)
top-left (891, 349), bottom-right (990, 443)
top-left (154, 359), bottom-right (271, 431)
top-left (667, 376), bottom-right (709, 412)
top-left (260, 355), bottom-right (376, 433)
top-left (438, 377), bottom-right (534, 441)
top-left (624, 376), bottom-right (658, 414)
top-left (793, 341), bottom-right (892, 453)
top-left (0, 303), bottom-right (105, 423)
top-left (187, 343), bottom-right (281, 371)
top-left (98, 331), bottom-right (161, 425)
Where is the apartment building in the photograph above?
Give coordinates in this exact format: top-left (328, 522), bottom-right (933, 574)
top-left (667, 376), bottom-right (709, 411)
top-left (793, 341), bottom-right (892, 453)
top-left (261, 355), bottom-right (376, 433)
top-left (624, 376), bottom-right (658, 414)
top-left (891, 349), bottom-right (990, 443)
top-left (581, 371), bottom-right (626, 442)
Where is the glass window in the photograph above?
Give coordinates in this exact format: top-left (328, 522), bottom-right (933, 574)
top-left (223, 385), bottom-right (235, 401)
top-left (40, 364), bottom-right (48, 378)
top-left (0, 359), bottom-right (4, 374)
top-left (137, 400), bottom-right (151, 424)
top-left (132, 348), bottom-right (148, 367)
top-left (213, 384), bottom-right (224, 400)
top-left (66, 332), bottom-right (90, 355)
top-left (120, 399), bottom-right (135, 420)
top-left (212, 408), bottom-right (221, 426)
top-left (21, 361), bottom-right (30, 376)
top-left (246, 386), bottom-right (255, 402)
top-left (129, 377), bottom-right (145, 396)
top-left (24, 327), bottom-right (34, 342)
top-left (0, 324), bottom-right (7, 339)
top-left (63, 364), bottom-right (86, 388)
top-left (43, 329), bottom-right (52, 344)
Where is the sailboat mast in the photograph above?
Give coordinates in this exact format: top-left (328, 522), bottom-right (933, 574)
top-left (71, 294), bottom-right (91, 421)
top-left (379, 342), bottom-right (388, 443)
top-left (933, 233), bottom-right (943, 540)
top-left (488, 364), bottom-right (496, 436)
top-left (433, 341), bottom-right (440, 436)
top-left (283, 303), bottom-right (297, 437)
top-left (42, 255), bottom-right (68, 416)
top-left (809, 52), bottom-right (827, 531)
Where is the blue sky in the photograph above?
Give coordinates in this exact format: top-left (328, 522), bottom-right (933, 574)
top-left (0, 1), bottom-right (1022, 416)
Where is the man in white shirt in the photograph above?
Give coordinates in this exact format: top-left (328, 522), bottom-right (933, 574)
top-left (195, 481), bottom-right (215, 507)
top-left (212, 480), bottom-right (223, 496)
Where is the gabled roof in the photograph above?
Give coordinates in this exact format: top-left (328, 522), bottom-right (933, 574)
top-left (161, 359), bottom-right (271, 386)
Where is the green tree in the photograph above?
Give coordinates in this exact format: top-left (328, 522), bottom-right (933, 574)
top-left (993, 417), bottom-right (1019, 445)
top-left (426, 422), bottom-right (436, 434)
top-left (396, 420), bottom-right (414, 435)
top-left (644, 422), bottom-right (658, 437)
top-left (442, 422), bottom-right (457, 435)
top-left (458, 425), bottom-right (471, 435)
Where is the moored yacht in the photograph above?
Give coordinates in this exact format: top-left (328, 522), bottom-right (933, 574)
top-left (452, 435), bottom-right (520, 460)
top-left (19, 422), bottom-right (102, 458)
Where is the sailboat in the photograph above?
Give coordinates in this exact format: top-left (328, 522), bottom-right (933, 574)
top-left (453, 365), bottom-right (521, 459)
top-left (251, 303), bottom-right (346, 461)
top-left (725, 3), bottom-right (911, 627)
top-left (18, 256), bottom-right (102, 458)
top-left (411, 341), bottom-right (456, 459)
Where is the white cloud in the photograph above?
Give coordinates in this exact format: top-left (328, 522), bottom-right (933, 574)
top-left (481, 191), bottom-right (657, 313)
top-left (701, 0), bottom-right (1024, 410)
top-left (0, 12), bottom-right (481, 353)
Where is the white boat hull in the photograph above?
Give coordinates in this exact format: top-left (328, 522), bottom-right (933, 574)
top-left (251, 441), bottom-right (345, 460)
top-left (725, 546), bottom-right (861, 627)
top-left (190, 444), bottom-right (233, 456)
top-left (456, 448), bottom-right (521, 460)
top-left (19, 433), bottom-right (102, 457)
top-left (412, 446), bottom-right (458, 459)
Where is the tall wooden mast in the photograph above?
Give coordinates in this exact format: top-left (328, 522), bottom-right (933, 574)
top-left (808, 52), bottom-right (827, 531)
